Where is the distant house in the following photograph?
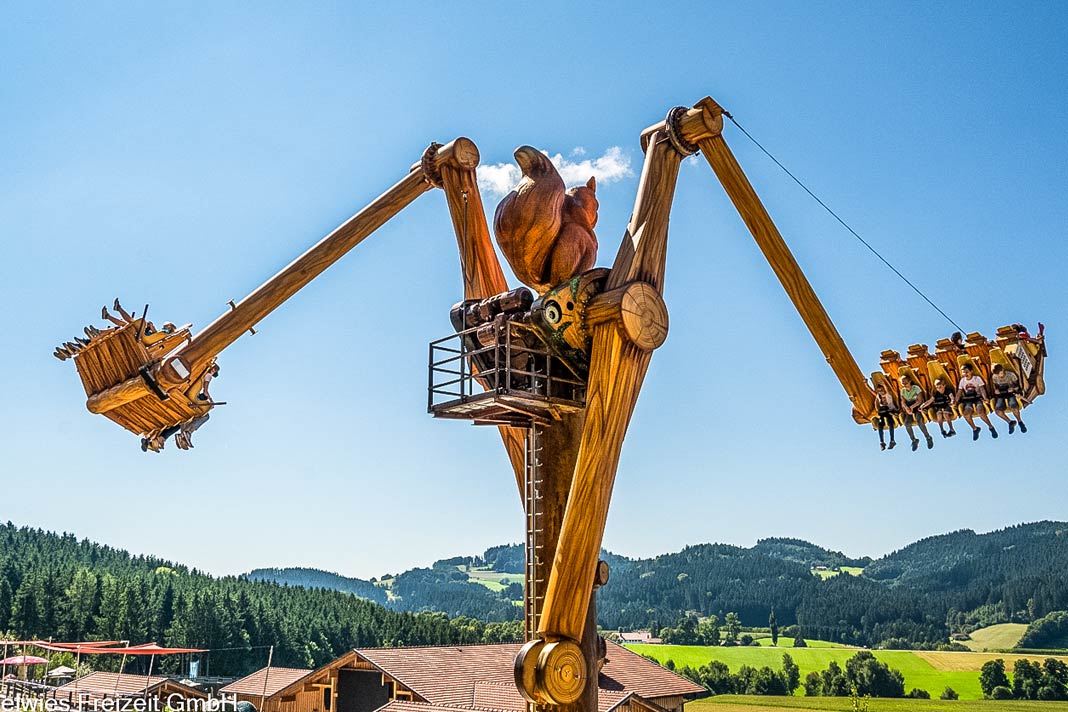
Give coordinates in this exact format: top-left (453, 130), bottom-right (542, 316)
top-left (231, 642), bottom-right (703, 712)
top-left (57, 672), bottom-right (207, 707)
top-left (617, 631), bottom-right (663, 645)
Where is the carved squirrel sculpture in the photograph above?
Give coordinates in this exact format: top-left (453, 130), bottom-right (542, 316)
top-left (493, 146), bottom-right (598, 294)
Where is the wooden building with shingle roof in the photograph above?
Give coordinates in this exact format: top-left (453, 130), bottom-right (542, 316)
top-left (230, 642), bottom-right (703, 712)
top-left (220, 667), bottom-right (318, 712)
top-left (56, 672), bottom-right (207, 707)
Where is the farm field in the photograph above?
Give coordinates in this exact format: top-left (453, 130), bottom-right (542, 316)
top-left (810, 566), bottom-right (865, 580)
top-left (627, 643), bottom-right (1068, 700)
top-left (963, 624), bottom-right (1027, 651)
top-left (462, 566), bottom-right (520, 592)
top-left (753, 637), bottom-right (847, 648)
top-left (693, 695), bottom-right (1068, 711)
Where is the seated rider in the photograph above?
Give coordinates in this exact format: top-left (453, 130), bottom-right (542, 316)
top-left (197, 363), bottom-right (220, 401)
top-left (142, 321), bottom-right (178, 346)
top-left (899, 374), bottom-right (934, 451)
top-left (1013, 322), bottom-right (1047, 357)
top-left (101, 298), bottom-right (135, 328)
top-left (990, 364), bottom-right (1028, 434)
top-left (102, 298), bottom-right (160, 336)
top-left (956, 363), bottom-right (997, 441)
top-left (921, 377), bottom-right (957, 438)
top-left (873, 383), bottom-right (897, 451)
top-left (141, 414), bottom-right (210, 453)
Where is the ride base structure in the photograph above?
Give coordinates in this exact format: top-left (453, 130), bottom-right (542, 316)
top-left (57, 97), bottom-right (1047, 709)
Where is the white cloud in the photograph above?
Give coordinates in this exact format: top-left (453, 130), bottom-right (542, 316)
top-left (477, 146), bottom-right (633, 199)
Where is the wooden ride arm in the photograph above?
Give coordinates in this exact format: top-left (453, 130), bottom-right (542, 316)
top-left (535, 106), bottom-right (714, 647)
top-left (153, 140), bottom-right (473, 392)
top-left (429, 141), bottom-right (527, 492)
top-left (529, 99), bottom-right (872, 702)
top-left (691, 98), bottom-right (876, 422)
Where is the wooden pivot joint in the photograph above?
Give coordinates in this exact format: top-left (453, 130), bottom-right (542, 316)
top-left (586, 281), bottom-right (668, 351)
top-left (514, 639), bottom-right (586, 705)
top-left (418, 137), bottom-right (480, 187)
top-left (593, 559), bottom-right (610, 589)
top-left (640, 97), bottom-right (725, 154)
top-left (85, 375), bottom-right (153, 414)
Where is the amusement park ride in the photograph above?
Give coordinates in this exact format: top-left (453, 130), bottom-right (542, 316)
top-left (55, 97), bottom-right (1047, 708)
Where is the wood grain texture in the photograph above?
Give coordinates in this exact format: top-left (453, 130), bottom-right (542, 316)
top-left (586, 282), bottom-right (668, 351)
top-left (157, 165), bottom-right (435, 390)
top-left (539, 130), bottom-right (683, 642)
top-left (85, 375), bottom-right (152, 414)
top-left (697, 134), bottom-right (876, 422)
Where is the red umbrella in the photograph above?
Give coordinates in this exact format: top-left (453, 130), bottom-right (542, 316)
top-left (0, 655), bottom-right (48, 665)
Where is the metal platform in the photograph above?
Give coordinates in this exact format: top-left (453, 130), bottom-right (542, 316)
top-left (429, 320), bottom-right (586, 426)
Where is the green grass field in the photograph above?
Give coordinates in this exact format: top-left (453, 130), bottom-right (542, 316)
top-left (962, 624), bottom-right (1027, 651)
top-left (461, 566), bottom-right (520, 593)
top-left (692, 695), bottom-right (1068, 711)
top-left (627, 643), bottom-right (1068, 700)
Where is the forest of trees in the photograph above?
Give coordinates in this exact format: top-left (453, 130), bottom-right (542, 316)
top-left (0, 523), bottom-right (521, 677)
top-left (979, 657), bottom-right (1068, 700)
top-left (5, 519), bottom-right (1067, 674)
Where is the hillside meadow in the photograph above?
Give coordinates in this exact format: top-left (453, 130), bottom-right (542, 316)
top-left (963, 624), bottom-right (1028, 652)
top-left (625, 643), bottom-right (1068, 701)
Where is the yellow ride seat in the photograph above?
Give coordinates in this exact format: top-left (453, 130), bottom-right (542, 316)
top-left (926, 359), bottom-right (960, 420)
top-left (879, 350), bottom-right (904, 385)
top-left (934, 338), bottom-right (964, 383)
top-left (905, 344), bottom-right (934, 392)
top-left (963, 332), bottom-right (993, 381)
top-left (869, 371), bottom-right (904, 428)
top-left (956, 353), bottom-right (992, 414)
top-left (897, 365), bottom-right (925, 393)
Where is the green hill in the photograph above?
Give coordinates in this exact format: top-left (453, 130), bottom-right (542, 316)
top-left (246, 566), bottom-right (387, 604)
top-left (249, 522), bottom-right (1068, 651)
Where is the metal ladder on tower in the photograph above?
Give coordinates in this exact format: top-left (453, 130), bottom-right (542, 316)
top-left (523, 424), bottom-right (545, 644)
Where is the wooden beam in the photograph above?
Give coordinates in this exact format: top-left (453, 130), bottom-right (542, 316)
top-left (154, 141), bottom-right (479, 390)
top-left (688, 98), bottom-right (875, 421)
top-left (434, 142), bottom-right (527, 494)
top-left (85, 375), bottom-right (152, 414)
top-left (539, 123), bottom-right (686, 643)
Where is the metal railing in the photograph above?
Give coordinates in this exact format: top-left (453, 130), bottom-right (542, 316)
top-left (428, 320), bottom-right (585, 419)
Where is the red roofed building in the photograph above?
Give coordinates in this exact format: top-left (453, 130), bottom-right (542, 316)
top-left (56, 672), bottom-right (207, 707)
top-left (229, 642), bottom-right (703, 712)
top-left (220, 667), bottom-right (319, 711)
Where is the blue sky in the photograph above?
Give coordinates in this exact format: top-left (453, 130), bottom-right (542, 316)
top-left (2, 2), bottom-right (1066, 579)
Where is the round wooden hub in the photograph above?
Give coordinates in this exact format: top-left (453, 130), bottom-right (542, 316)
top-left (513, 640), bottom-right (542, 703)
top-left (619, 282), bottom-right (668, 351)
top-left (536, 640), bottom-right (586, 705)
